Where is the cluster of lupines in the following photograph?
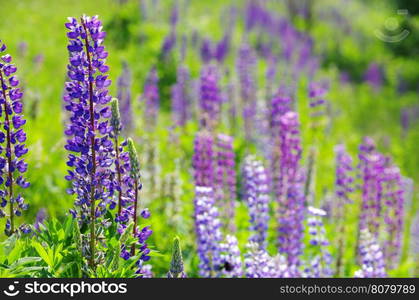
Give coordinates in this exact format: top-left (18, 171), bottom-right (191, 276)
top-left (214, 134), bottom-right (236, 231)
top-left (64, 16), bottom-right (115, 266)
top-left (241, 156), bottom-right (270, 248)
top-left (244, 242), bottom-right (290, 278)
top-left (64, 16), bottom-right (152, 273)
top-left (0, 40), bottom-right (30, 236)
top-left (214, 235), bottom-right (242, 278)
top-left (143, 67), bottom-right (159, 130)
top-left (171, 65), bottom-right (190, 127)
top-left (199, 35), bottom-right (230, 64)
top-left (303, 207), bottom-right (333, 278)
top-left (358, 137), bottom-right (406, 267)
top-left (354, 229), bottom-right (387, 278)
top-left (193, 186), bottom-right (222, 277)
top-left (275, 111), bottom-right (305, 269)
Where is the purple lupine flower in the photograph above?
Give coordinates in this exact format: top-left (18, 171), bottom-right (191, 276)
top-left (215, 235), bottom-right (242, 278)
top-left (117, 62), bottom-right (133, 134)
top-left (308, 81), bottom-right (328, 120)
top-left (0, 40), bottom-right (30, 236)
top-left (303, 207), bottom-right (333, 278)
top-left (237, 41), bottom-right (257, 139)
top-left (142, 67), bottom-right (159, 129)
top-left (364, 62), bottom-right (383, 90)
top-left (138, 264), bottom-right (153, 278)
top-left (34, 208), bottom-right (47, 231)
top-left (335, 144), bottom-right (354, 206)
top-left (199, 64), bottom-right (220, 128)
top-left (354, 229), bottom-right (387, 278)
top-left (63, 16), bottom-right (114, 266)
top-left (214, 134), bottom-right (236, 231)
top-left (411, 212), bottom-right (419, 275)
top-left (244, 242), bottom-right (290, 278)
top-left (334, 144), bottom-right (354, 275)
top-left (161, 31), bottom-right (176, 59)
top-left (171, 65), bottom-right (190, 126)
top-left (380, 165), bottom-right (405, 269)
top-left (192, 131), bottom-right (214, 188)
top-left (242, 156), bottom-right (270, 249)
top-left (358, 137), bottom-right (386, 237)
top-left (200, 38), bottom-right (214, 64)
top-left (214, 34), bottom-right (230, 64)
top-left (194, 186), bottom-right (222, 277)
top-left (270, 89), bottom-right (292, 197)
top-left (275, 112), bottom-right (305, 269)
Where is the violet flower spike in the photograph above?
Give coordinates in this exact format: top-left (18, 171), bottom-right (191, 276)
top-left (63, 15), bottom-right (114, 267)
top-left (242, 156), bottom-right (270, 249)
top-left (0, 40), bottom-right (30, 236)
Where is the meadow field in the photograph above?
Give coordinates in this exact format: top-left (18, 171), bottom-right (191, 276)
top-left (0, 0), bottom-right (418, 278)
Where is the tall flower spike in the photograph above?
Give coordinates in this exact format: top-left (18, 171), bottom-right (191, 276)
top-left (214, 134), bottom-right (236, 232)
top-left (354, 229), bottom-right (387, 278)
top-left (143, 67), bottom-right (159, 130)
top-left (167, 236), bottom-right (187, 278)
top-left (411, 212), bottom-right (419, 276)
top-left (63, 16), bottom-right (114, 267)
top-left (276, 111), bottom-right (305, 271)
top-left (380, 164), bottom-right (405, 269)
top-left (192, 131), bottom-right (214, 188)
top-left (194, 186), bottom-right (222, 277)
top-left (334, 144), bottom-right (354, 275)
top-left (199, 64), bottom-right (220, 129)
top-left (303, 207), bottom-right (333, 278)
top-left (171, 65), bottom-right (190, 126)
top-left (0, 40), bottom-right (30, 236)
top-left (237, 41), bottom-right (257, 140)
top-left (242, 156), bottom-right (270, 249)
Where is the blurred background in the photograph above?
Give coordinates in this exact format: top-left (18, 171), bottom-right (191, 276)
top-left (0, 0), bottom-right (418, 276)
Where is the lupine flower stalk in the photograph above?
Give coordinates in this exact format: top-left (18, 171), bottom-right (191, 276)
top-left (358, 137), bottom-right (385, 237)
top-left (244, 242), bottom-right (290, 278)
top-left (192, 131), bottom-right (214, 188)
top-left (242, 156), bottom-right (270, 248)
top-left (194, 186), bottom-right (222, 277)
top-left (270, 89), bottom-right (291, 200)
top-left (275, 111), bottom-right (305, 269)
top-left (214, 134), bottom-right (236, 231)
top-left (354, 229), bottom-right (387, 278)
top-left (143, 67), bottom-right (159, 130)
top-left (171, 65), bottom-right (190, 126)
top-left (380, 164), bottom-right (405, 269)
top-left (303, 207), bottom-right (333, 278)
top-left (411, 213), bottom-right (419, 276)
top-left (168, 236), bottom-right (187, 278)
top-left (64, 16), bottom-right (114, 267)
top-left (119, 138), bottom-right (153, 276)
top-left (199, 64), bottom-right (221, 129)
top-left (237, 41), bottom-right (257, 140)
top-left (215, 235), bottom-right (242, 278)
top-left (334, 144), bottom-right (354, 275)
top-left (0, 41), bottom-right (30, 236)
